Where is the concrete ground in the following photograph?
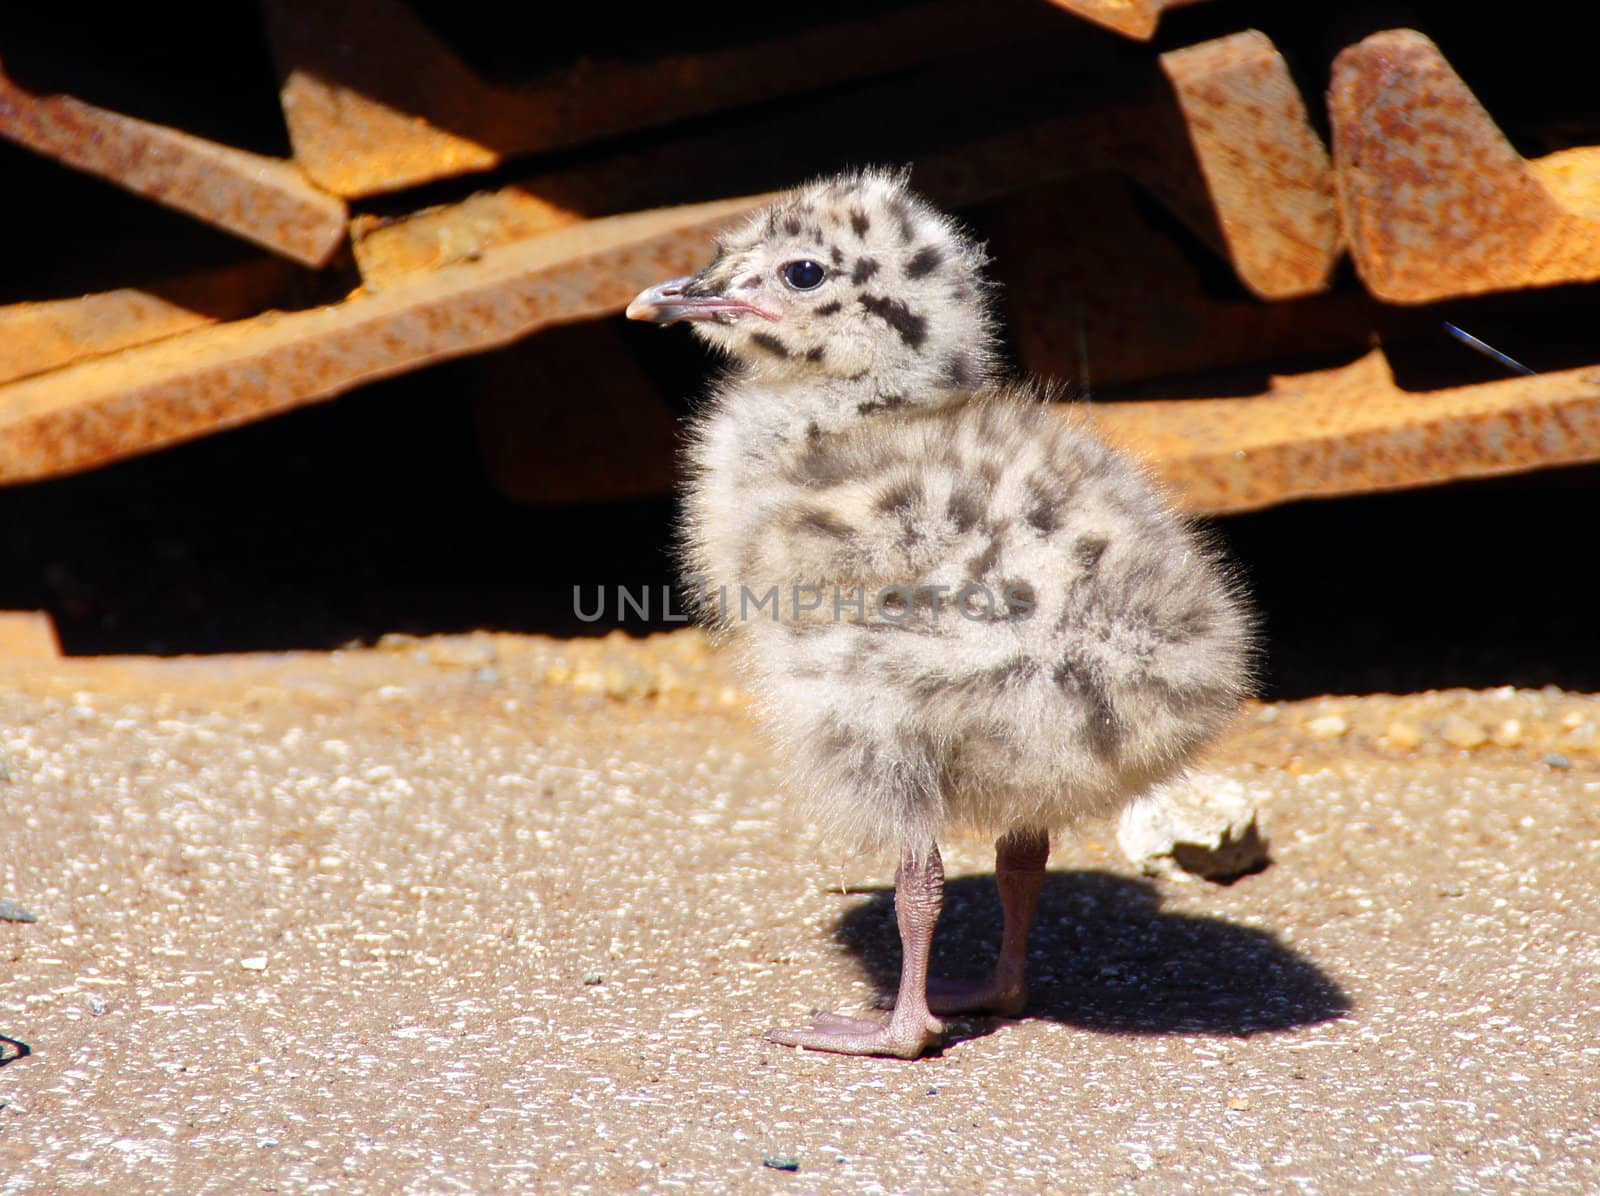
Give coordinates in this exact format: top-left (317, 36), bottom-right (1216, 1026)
top-left (1, 630), bottom-right (1596, 1194)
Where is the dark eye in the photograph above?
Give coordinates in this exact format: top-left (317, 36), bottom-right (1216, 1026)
top-left (781, 260), bottom-right (826, 290)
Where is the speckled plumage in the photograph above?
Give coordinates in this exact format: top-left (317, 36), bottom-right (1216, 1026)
top-left (629, 169), bottom-right (1254, 1057)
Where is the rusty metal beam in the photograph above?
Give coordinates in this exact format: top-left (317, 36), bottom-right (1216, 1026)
top-left (352, 193), bottom-right (576, 288)
top-left (1158, 31), bottom-right (1340, 300)
top-left (354, 30), bottom-right (1338, 303)
top-left (0, 195), bottom-right (766, 484)
top-left (0, 260), bottom-right (295, 386)
top-left (0, 21), bottom-right (1345, 486)
top-left (1042, 0), bottom-right (1210, 40)
top-left (1330, 29), bottom-right (1600, 304)
top-left (0, 57), bottom-right (347, 269)
top-left (1091, 350), bottom-right (1600, 514)
top-left (263, 0), bottom-right (1054, 199)
top-left (6, 172), bottom-right (1595, 510)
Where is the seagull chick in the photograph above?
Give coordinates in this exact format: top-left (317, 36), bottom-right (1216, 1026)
top-left (628, 169), bottom-right (1254, 1058)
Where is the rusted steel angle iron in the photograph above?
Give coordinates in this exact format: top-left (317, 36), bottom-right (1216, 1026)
top-left (355, 30), bottom-right (1338, 303)
top-left (0, 196), bottom-right (766, 484)
top-left (1157, 31), bottom-right (1338, 301)
top-left (0, 260), bottom-right (295, 386)
top-left (1331, 29), bottom-right (1600, 304)
top-left (0, 24), bottom-right (1342, 485)
top-left (0, 57), bottom-right (347, 269)
top-left (263, 0), bottom-right (1053, 198)
top-left (1092, 350), bottom-right (1600, 514)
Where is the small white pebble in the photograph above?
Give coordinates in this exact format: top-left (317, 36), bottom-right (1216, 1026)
top-left (1385, 721), bottom-right (1423, 750)
top-left (1438, 714), bottom-right (1488, 750)
top-left (239, 956), bottom-right (269, 971)
top-left (1491, 719), bottom-right (1524, 748)
top-left (1304, 715), bottom-right (1349, 741)
top-left (571, 670), bottom-right (607, 695)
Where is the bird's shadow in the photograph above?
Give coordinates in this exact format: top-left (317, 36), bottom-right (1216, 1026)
top-left (835, 870), bottom-right (1347, 1039)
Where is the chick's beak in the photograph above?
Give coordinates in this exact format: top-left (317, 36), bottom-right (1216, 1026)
top-left (626, 276), bottom-right (778, 325)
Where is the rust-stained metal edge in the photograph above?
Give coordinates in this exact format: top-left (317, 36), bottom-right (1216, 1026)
top-left (1159, 30), bottom-right (1340, 300)
top-left (0, 259), bottom-right (296, 386)
top-left (0, 195), bottom-right (768, 485)
top-left (1330, 29), bottom-right (1600, 304)
top-left (1041, 0), bottom-right (1210, 40)
top-left (1091, 350), bottom-right (1600, 514)
top-left (265, 0), bottom-right (1057, 199)
top-left (0, 56), bottom-right (347, 268)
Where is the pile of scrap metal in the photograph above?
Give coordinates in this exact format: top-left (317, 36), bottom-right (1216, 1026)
top-left (2, 0), bottom-right (1597, 511)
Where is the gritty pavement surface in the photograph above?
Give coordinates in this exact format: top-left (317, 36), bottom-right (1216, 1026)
top-left (1, 631), bottom-right (1597, 1194)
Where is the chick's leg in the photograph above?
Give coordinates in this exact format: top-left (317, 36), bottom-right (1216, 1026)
top-left (924, 827), bottom-right (1049, 1016)
top-left (766, 843), bottom-right (945, 1059)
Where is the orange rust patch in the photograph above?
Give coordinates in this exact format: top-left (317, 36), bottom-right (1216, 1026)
top-left (1091, 350), bottom-right (1600, 513)
top-left (1331, 29), bottom-right (1600, 303)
